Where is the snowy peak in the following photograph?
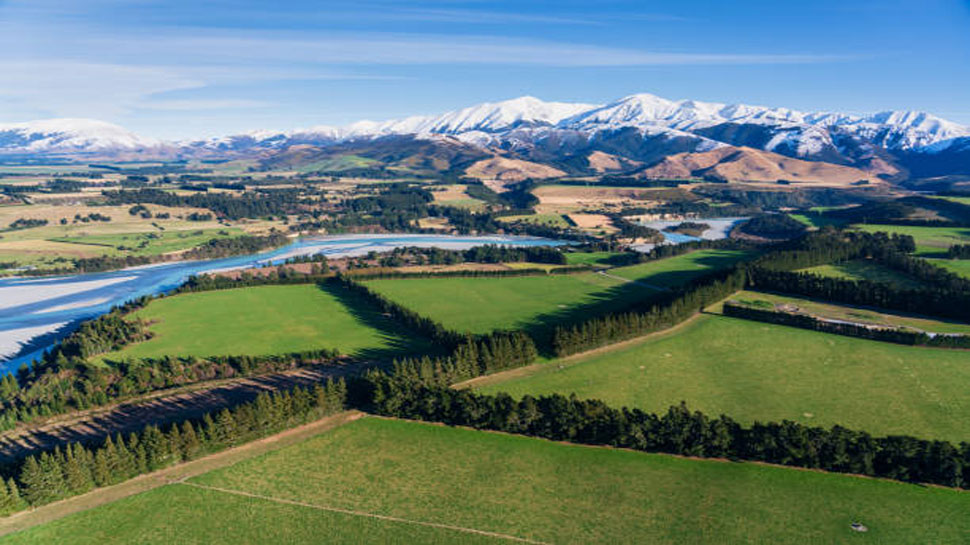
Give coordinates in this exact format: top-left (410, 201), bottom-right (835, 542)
top-left (1, 93), bottom-right (967, 163)
top-left (420, 96), bottom-right (597, 134)
top-left (564, 93), bottom-right (810, 131)
top-left (0, 118), bottom-right (156, 153)
top-left (341, 96), bottom-right (598, 137)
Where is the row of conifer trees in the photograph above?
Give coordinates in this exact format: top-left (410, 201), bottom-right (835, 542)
top-left (365, 376), bottom-right (970, 490)
top-left (0, 379), bottom-right (347, 514)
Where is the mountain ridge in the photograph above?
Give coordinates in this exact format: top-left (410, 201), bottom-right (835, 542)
top-left (2, 93), bottom-right (968, 180)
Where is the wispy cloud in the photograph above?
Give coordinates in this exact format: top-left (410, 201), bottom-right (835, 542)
top-left (139, 98), bottom-right (273, 111)
top-left (72, 30), bottom-right (851, 67)
top-left (0, 61), bottom-right (200, 118)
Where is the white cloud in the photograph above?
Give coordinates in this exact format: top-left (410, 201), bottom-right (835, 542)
top-left (72, 30), bottom-right (846, 67)
top-left (139, 98), bottom-right (273, 111)
top-left (0, 61), bottom-right (200, 119)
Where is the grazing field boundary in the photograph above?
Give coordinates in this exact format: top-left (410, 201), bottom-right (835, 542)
top-left (0, 411), bottom-right (364, 538)
top-left (454, 311), bottom-right (708, 391)
top-left (0, 363), bottom-right (373, 463)
top-left (722, 301), bottom-right (970, 349)
top-left (178, 481), bottom-right (550, 544)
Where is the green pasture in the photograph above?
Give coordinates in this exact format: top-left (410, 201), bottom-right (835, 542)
top-left (99, 284), bottom-right (430, 362)
top-left (10, 417), bottom-right (968, 544)
top-left (478, 314), bottom-right (970, 443)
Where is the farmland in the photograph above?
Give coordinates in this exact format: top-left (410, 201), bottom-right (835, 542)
top-left (724, 290), bottom-right (970, 334)
top-left (477, 314), bottom-right (970, 442)
top-left (0, 202), bottom-right (281, 273)
top-left (853, 224), bottom-right (970, 257)
top-left (607, 249), bottom-right (752, 287)
top-left (99, 284), bottom-right (431, 362)
top-left (363, 250), bottom-right (746, 337)
top-left (798, 259), bottom-right (927, 289)
top-left (7, 417), bottom-right (968, 544)
top-left (563, 250), bottom-right (622, 266)
top-left (365, 272), bottom-right (652, 336)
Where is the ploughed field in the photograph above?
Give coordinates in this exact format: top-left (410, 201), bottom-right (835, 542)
top-left (363, 250), bottom-right (750, 337)
top-left (477, 314), bottom-right (970, 443)
top-left (99, 284), bottom-right (431, 362)
top-left (8, 417), bottom-right (969, 545)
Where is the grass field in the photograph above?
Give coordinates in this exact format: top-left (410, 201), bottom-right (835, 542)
top-left (608, 249), bottom-right (752, 287)
top-left (496, 212), bottom-right (570, 228)
top-left (563, 251), bottom-right (622, 266)
top-left (294, 154), bottom-right (378, 174)
top-left (99, 284), bottom-right (430, 362)
top-left (48, 228), bottom-right (244, 256)
top-left (798, 260), bottom-right (927, 289)
top-left (478, 314), bottom-right (970, 443)
top-left (364, 251), bottom-right (751, 340)
top-left (365, 272), bottom-right (653, 337)
top-left (933, 258), bottom-right (970, 279)
top-left (8, 417), bottom-right (969, 544)
top-left (853, 224), bottom-right (970, 257)
top-left (0, 203), bottom-right (281, 272)
top-left (930, 195), bottom-right (970, 206)
top-left (725, 290), bottom-right (970, 334)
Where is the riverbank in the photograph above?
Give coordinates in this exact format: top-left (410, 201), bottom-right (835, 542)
top-left (0, 234), bottom-right (564, 371)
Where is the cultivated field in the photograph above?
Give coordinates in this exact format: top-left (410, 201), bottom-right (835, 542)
top-left (496, 212), bottom-right (570, 228)
top-left (7, 417), bottom-right (968, 544)
top-left (563, 251), bottom-right (622, 266)
top-left (477, 314), bottom-right (970, 442)
top-left (99, 284), bottom-right (431, 362)
top-left (798, 260), bottom-right (927, 289)
top-left (364, 250), bottom-right (750, 339)
top-left (0, 203), bottom-right (281, 272)
top-left (853, 224), bottom-right (970, 257)
top-left (365, 272), bottom-right (653, 337)
top-left (724, 290), bottom-right (970, 334)
top-left (608, 249), bottom-right (752, 288)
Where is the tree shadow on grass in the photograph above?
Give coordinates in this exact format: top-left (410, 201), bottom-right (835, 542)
top-left (516, 281), bottom-right (666, 356)
top-left (614, 252), bottom-right (752, 289)
top-left (517, 254), bottom-right (749, 356)
top-left (317, 281), bottom-right (443, 363)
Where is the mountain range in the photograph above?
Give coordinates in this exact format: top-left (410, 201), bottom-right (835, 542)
top-left (2, 93), bottom-right (969, 181)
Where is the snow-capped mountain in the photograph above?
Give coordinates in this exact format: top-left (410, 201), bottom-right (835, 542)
top-left (2, 93), bottom-right (967, 178)
top-left (348, 96), bottom-right (596, 136)
top-left (0, 118), bottom-right (157, 155)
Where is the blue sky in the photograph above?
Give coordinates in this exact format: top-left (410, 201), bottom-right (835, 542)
top-left (0, 0), bottom-right (967, 138)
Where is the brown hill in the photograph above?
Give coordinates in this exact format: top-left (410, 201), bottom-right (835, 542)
top-left (465, 156), bottom-right (566, 182)
top-left (587, 151), bottom-right (642, 173)
top-left (639, 146), bottom-right (881, 187)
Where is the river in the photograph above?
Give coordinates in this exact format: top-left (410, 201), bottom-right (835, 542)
top-left (0, 234), bottom-right (564, 373)
top-left (631, 217), bottom-right (748, 251)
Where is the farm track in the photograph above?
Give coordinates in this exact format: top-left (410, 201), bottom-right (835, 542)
top-left (595, 270), bottom-right (669, 291)
top-left (0, 411), bottom-right (364, 538)
top-left (454, 312), bottom-right (706, 391)
top-left (178, 481), bottom-right (551, 544)
top-left (0, 361), bottom-right (383, 464)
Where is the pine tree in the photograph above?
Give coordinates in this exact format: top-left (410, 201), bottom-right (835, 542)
top-left (215, 409), bottom-right (238, 446)
top-left (64, 445), bottom-right (94, 495)
top-left (92, 448), bottom-right (111, 487)
top-left (19, 456), bottom-right (48, 506)
top-left (180, 421), bottom-right (201, 460)
top-left (142, 425), bottom-right (170, 470)
top-left (6, 478), bottom-right (22, 512)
